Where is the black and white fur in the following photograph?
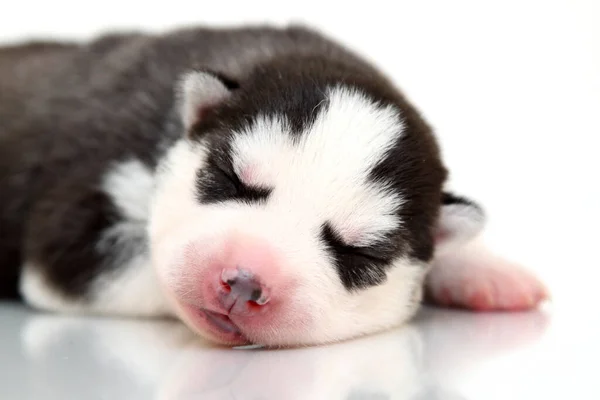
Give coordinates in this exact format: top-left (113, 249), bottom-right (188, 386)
top-left (0, 24), bottom-right (547, 347)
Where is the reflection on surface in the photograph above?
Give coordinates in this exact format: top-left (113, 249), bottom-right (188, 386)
top-left (0, 303), bottom-right (550, 400)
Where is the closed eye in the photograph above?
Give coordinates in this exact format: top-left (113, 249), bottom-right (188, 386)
top-left (196, 159), bottom-right (272, 205)
top-left (347, 246), bottom-right (389, 263)
top-left (320, 223), bottom-right (395, 290)
top-left (320, 224), bottom-right (391, 262)
top-left (214, 164), bottom-right (241, 188)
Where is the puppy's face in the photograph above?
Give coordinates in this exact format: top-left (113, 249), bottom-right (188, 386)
top-left (149, 68), bottom-right (482, 347)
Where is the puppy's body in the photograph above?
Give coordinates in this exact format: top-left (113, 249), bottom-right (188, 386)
top-left (0, 25), bottom-right (547, 346)
top-left (1, 27), bottom-right (348, 300)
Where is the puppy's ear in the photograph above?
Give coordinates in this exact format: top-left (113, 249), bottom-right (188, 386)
top-left (176, 70), bottom-right (238, 132)
top-left (434, 192), bottom-right (486, 254)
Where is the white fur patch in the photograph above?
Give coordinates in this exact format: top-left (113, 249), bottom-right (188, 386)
top-left (90, 251), bottom-right (173, 317)
top-left (102, 159), bottom-right (155, 222)
top-left (149, 86), bottom-right (424, 346)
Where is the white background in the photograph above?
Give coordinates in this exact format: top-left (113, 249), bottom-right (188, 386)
top-left (1, 0), bottom-right (598, 313)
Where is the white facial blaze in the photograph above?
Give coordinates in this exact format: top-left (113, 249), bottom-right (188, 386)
top-left (149, 86), bottom-right (425, 346)
top-left (231, 86), bottom-right (405, 247)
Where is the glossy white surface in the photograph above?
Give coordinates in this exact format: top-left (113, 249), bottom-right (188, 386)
top-left (1, 301), bottom-right (597, 400)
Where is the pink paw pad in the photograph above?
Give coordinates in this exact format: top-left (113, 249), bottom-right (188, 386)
top-left (426, 254), bottom-right (549, 312)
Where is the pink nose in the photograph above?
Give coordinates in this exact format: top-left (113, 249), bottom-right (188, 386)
top-left (219, 268), bottom-right (270, 315)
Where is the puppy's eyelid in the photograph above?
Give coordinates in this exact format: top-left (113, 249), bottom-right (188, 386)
top-left (349, 245), bottom-right (388, 263)
top-left (209, 157), bottom-right (240, 184)
top-left (326, 226), bottom-right (389, 262)
top-left (218, 165), bottom-right (239, 183)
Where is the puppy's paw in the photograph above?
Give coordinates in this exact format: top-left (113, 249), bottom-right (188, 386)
top-left (426, 245), bottom-right (549, 311)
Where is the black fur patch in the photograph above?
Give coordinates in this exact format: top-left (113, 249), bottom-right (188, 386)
top-left (0, 248), bottom-right (20, 299)
top-left (24, 178), bottom-right (123, 299)
top-left (368, 107), bottom-right (447, 263)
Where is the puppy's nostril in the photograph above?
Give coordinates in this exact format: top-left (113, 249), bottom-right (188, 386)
top-left (250, 288), bottom-right (262, 302)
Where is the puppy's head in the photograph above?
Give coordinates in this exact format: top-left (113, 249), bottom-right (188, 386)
top-left (149, 62), bottom-right (484, 347)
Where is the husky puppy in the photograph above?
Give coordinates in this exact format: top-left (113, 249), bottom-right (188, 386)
top-left (0, 25), bottom-right (548, 346)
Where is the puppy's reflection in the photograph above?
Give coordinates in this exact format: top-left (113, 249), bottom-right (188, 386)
top-left (22, 313), bottom-right (423, 400)
top-left (20, 306), bottom-right (549, 400)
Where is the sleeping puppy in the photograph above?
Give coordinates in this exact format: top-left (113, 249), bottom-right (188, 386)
top-left (0, 24), bottom-right (548, 347)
